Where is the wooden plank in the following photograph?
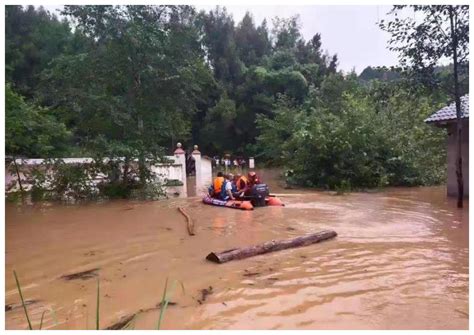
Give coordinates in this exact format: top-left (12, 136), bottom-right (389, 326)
top-left (206, 230), bottom-right (337, 263)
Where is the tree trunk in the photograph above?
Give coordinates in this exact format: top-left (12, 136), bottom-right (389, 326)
top-left (206, 230), bottom-right (337, 263)
top-left (449, 6), bottom-right (464, 208)
top-left (12, 157), bottom-right (25, 195)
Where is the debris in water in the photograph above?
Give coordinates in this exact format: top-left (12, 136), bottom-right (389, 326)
top-left (105, 314), bottom-right (136, 330)
top-left (84, 250), bottom-right (97, 256)
top-left (206, 230), bottom-right (337, 263)
top-left (454, 309), bottom-right (469, 317)
top-left (5, 299), bottom-right (39, 312)
top-left (243, 272), bottom-right (260, 277)
top-left (267, 277), bottom-right (279, 281)
top-left (198, 286), bottom-right (213, 304)
top-left (222, 302), bottom-right (227, 306)
top-left (286, 227), bottom-right (296, 231)
top-left (157, 301), bottom-right (177, 308)
top-left (178, 206), bottom-right (195, 236)
top-left (60, 268), bottom-right (99, 281)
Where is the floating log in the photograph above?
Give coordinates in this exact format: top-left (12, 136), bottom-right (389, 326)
top-left (178, 207), bottom-right (195, 236)
top-left (206, 230), bottom-right (337, 263)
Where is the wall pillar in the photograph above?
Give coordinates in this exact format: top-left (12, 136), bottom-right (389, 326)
top-left (249, 157), bottom-right (255, 169)
top-left (174, 142), bottom-right (187, 197)
top-left (192, 145), bottom-right (203, 195)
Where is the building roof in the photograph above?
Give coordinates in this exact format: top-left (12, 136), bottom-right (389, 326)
top-left (425, 94), bottom-right (469, 123)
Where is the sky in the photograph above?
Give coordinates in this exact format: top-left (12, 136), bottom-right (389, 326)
top-left (200, 5), bottom-right (400, 73)
top-left (44, 5), bottom-right (401, 74)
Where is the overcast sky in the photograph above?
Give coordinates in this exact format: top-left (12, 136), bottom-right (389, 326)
top-left (44, 5), bottom-right (401, 74)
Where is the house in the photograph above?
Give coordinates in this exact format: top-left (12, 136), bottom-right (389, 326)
top-left (425, 94), bottom-right (469, 197)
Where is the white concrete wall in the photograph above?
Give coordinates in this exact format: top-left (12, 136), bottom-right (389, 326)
top-left (5, 156), bottom-right (187, 197)
top-left (5, 145), bottom-right (215, 199)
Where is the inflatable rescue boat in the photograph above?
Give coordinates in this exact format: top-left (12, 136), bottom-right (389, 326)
top-left (202, 184), bottom-right (284, 210)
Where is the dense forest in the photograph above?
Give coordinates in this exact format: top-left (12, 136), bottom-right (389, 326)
top-left (5, 5), bottom-right (469, 193)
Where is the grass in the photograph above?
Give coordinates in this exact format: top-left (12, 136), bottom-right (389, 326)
top-left (96, 277), bottom-right (100, 330)
top-left (12, 271), bottom-right (181, 330)
top-left (13, 270), bottom-right (32, 330)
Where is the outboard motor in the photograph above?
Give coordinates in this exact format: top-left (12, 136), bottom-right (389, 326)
top-left (250, 184), bottom-right (269, 207)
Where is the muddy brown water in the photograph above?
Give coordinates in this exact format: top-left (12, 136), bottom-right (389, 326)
top-left (5, 171), bottom-right (468, 329)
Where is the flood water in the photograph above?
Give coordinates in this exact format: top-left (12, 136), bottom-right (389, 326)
top-left (5, 170), bottom-right (469, 329)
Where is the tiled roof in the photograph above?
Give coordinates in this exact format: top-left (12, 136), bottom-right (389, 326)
top-left (425, 94), bottom-right (469, 123)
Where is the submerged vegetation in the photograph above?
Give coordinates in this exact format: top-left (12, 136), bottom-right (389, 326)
top-left (5, 5), bottom-right (469, 194)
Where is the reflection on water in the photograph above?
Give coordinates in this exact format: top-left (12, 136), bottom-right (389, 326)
top-left (5, 174), bottom-right (468, 330)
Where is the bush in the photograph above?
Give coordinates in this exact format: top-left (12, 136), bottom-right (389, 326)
top-left (256, 82), bottom-right (447, 190)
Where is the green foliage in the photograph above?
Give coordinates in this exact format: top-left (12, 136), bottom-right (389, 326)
top-left (5, 5), bottom-right (462, 194)
top-left (6, 83), bottom-right (71, 158)
top-left (6, 5), bottom-right (76, 97)
top-left (359, 66), bottom-right (401, 82)
top-left (201, 96), bottom-right (237, 152)
top-left (378, 5), bottom-right (469, 92)
top-left (257, 81), bottom-right (447, 189)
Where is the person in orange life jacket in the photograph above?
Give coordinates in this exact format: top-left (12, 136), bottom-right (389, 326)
top-left (232, 173), bottom-right (244, 198)
top-left (233, 173), bottom-right (249, 197)
top-left (241, 171), bottom-right (261, 196)
top-left (208, 171), bottom-right (224, 198)
top-left (248, 171), bottom-right (261, 185)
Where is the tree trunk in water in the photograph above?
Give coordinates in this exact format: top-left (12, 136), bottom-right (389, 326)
top-left (206, 230), bottom-right (337, 263)
top-left (12, 157), bottom-right (25, 198)
top-left (137, 116), bottom-right (147, 186)
top-left (449, 7), bottom-right (464, 208)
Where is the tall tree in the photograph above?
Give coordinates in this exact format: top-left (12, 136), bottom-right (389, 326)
top-left (5, 5), bottom-right (75, 98)
top-left (235, 12), bottom-right (271, 66)
top-left (41, 5), bottom-right (215, 183)
top-left (272, 15), bottom-right (302, 50)
top-left (379, 5), bottom-right (469, 207)
top-left (197, 7), bottom-right (244, 87)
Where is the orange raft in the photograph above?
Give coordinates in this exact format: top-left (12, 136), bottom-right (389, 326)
top-left (202, 195), bottom-right (284, 210)
top-left (202, 195), bottom-right (254, 210)
top-left (265, 196), bottom-right (284, 206)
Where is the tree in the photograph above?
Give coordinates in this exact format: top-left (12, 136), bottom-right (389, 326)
top-left (197, 7), bottom-right (244, 88)
top-left (6, 83), bottom-right (71, 193)
top-left (379, 5), bottom-right (469, 207)
top-left (5, 5), bottom-right (76, 98)
top-left (235, 12), bottom-right (271, 67)
top-left (41, 5), bottom-right (215, 185)
top-left (272, 15), bottom-right (301, 50)
top-left (6, 82), bottom-right (70, 158)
